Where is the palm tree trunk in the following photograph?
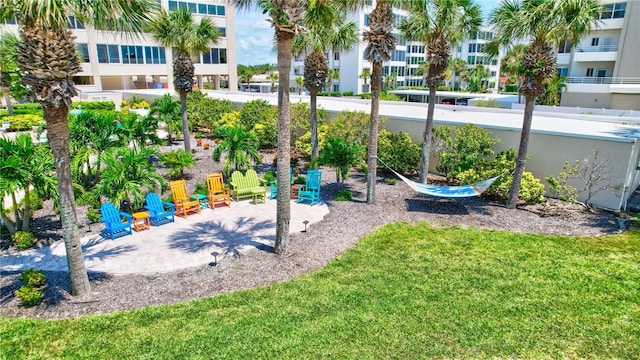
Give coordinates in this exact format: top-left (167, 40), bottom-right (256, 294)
top-left (179, 90), bottom-right (191, 151)
top-left (419, 85), bottom-right (437, 183)
top-left (274, 31), bottom-right (293, 255)
top-left (22, 185), bottom-right (31, 232)
top-left (367, 61), bottom-right (382, 204)
top-left (506, 95), bottom-right (535, 209)
top-left (11, 192), bottom-right (21, 231)
top-left (310, 90), bottom-right (319, 160)
top-left (45, 103), bottom-right (91, 296)
top-left (1, 213), bottom-right (16, 235)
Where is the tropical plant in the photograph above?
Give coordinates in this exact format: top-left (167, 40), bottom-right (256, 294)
top-left (239, 69), bottom-right (254, 91)
top-left (187, 93), bottom-right (236, 134)
top-left (293, 4), bottom-right (358, 160)
top-left (212, 125), bottom-right (260, 176)
top-left (312, 137), bottom-right (366, 183)
top-left (467, 64), bottom-right (491, 93)
top-left (377, 129), bottom-right (421, 174)
top-left (383, 71), bottom-right (397, 89)
top-left (450, 58), bottom-right (468, 90)
top-left (413, 61), bottom-right (430, 87)
top-left (119, 112), bottom-right (161, 152)
top-left (147, 94), bottom-right (181, 145)
top-left (359, 68), bottom-right (371, 93)
top-left (538, 76), bottom-right (567, 106)
top-left (148, 7), bottom-right (220, 152)
top-left (0, 134), bottom-right (57, 235)
top-left (295, 76), bottom-right (304, 95)
top-left (362, 0), bottom-right (396, 204)
top-left (327, 68), bottom-right (340, 93)
top-left (490, 0), bottom-right (600, 209)
top-left (500, 43), bottom-right (527, 102)
top-left (161, 149), bottom-right (196, 179)
top-left (234, 0), bottom-right (311, 255)
top-left (0, 32), bottom-right (20, 116)
top-left (94, 147), bottom-right (165, 210)
top-left (326, 110), bottom-right (380, 150)
top-left (267, 72), bottom-right (279, 92)
top-left (0, 0), bottom-right (158, 296)
top-left (432, 124), bottom-right (496, 182)
top-left (399, 0), bottom-right (482, 185)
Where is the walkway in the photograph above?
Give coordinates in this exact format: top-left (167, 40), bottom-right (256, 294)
top-left (0, 199), bottom-right (329, 275)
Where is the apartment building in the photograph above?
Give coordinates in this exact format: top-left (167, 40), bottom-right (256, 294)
top-left (1, 0), bottom-right (238, 93)
top-left (560, 0), bottom-right (639, 110)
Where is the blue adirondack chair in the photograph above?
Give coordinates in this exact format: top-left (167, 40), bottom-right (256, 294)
top-left (144, 193), bottom-right (175, 227)
top-left (100, 202), bottom-right (133, 240)
top-left (297, 170), bottom-right (322, 205)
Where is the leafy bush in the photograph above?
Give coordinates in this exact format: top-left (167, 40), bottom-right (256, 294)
top-left (2, 114), bottom-right (44, 131)
top-left (312, 137), bottom-right (366, 183)
top-left (12, 231), bottom-right (36, 250)
top-left (359, 93), bottom-right (371, 99)
top-left (212, 111), bottom-right (241, 133)
top-left (187, 91), bottom-right (237, 132)
top-left (505, 84), bottom-right (518, 93)
top-left (20, 269), bottom-right (46, 288)
top-left (380, 93), bottom-right (401, 101)
top-left (342, 91), bottom-right (354, 96)
top-left (377, 129), bottom-right (421, 174)
top-left (295, 125), bottom-right (329, 157)
top-left (71, 101), bottom-right (115, 111)
top-left (433, 124), bottom-right (496, 181)
top-left (473, 99), bottom-right (501, 108)
top-left (161, 150), bottom-right (196, 179)
top-left (494, 172), bottom-right (545, 204)
top-left (318, 91), bottom-right (329, 96)
top-left (387, 178), bottom-right (396, 185)
top-left (194, 182), bottom-right (208, 196)
top-left (239, 99), bottom-right (274, 132)
top-left (330, 92), bottom-right (341, 97)
top-left (326, 110), bottom-right (380, 150)
top-left (15, 285), bottom-right (43, 307)
top-left (293, 176), bottom-right (306, 185)
top-left (86, 207), bottom-right (101, 224)
top-left (334, 190), bottom-right (353, 201)
top-left (120, 96), bottom-right (150, 113)
top-left (13, 103), bottom-right (43, 111)
top-left (263, 170), bottom-right (276, 184)
top-left (253, 121), bottom-right (278, 148)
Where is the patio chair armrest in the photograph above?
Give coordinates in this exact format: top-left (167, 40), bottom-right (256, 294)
top-left (259, 178), bottom-right (268, 186)
top-left (119, 212), bottom-right (133, 221)
top-left (229, 181), bottom-right (238, 189)
top-left (162, 202), bottom-right (175, 210)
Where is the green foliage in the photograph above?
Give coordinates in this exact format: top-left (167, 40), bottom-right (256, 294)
top-left (505, 84), bottom-right (518, 93)
top-left (377, 130), bottom-right (421, 174)
top-left (147, 95), bottom-right (181, 144)
top-left (387, 178), bottom-right (396, 185)
top-left (86, 207), bottom-right (101, 224)
top-left (14, 285), bottom-right (43, 307)
top-left (161, 149), bottom-right (196, 179)
top-left (212, 111), bottom-right (241, 131)
top-left (252, 122), bottom-right (278, 149)
top-left (237, 63), bottom-right (273, 76)
top-left (495, 172), bottom-right (545, 204)
top-left (71, 101), bottom-right (116, 111)
top-left (359, 92), bottom-right (371, 99)
top-left (120, 96), bottom-right (150, 113)
top-left (12, 103), bottom-right (42, 111)
top-left (473, 99), bottom-right (501, 108)
top-left (238, 100), bottom-right (278, 148)
top-left (293, 176), bottom-right (306, 185)
top-left (433, 124), bottom-right (497, 181)
top-left (194, 183), bottom-right (208, 196)
top-left (295, 125), bottom-right (328, 157)
top-left (212, 126), bottom-right (261, 176)
top-left (342, 91), bottom-right (354, 96)
top-left (291, 101), bottom-right (326, 147)
top-left (326, 111), bottom-right (379, 150)
top-left (545, 166), bottom-right (578, 203)
top-left (187, 91), bottom-right (237, 133)
top-left (20, 269), bottom-right (46, 288)
top-left (380, 93), bottom-right (401, 101)
top-left (12, 231), bottom-right (36, 250)
top-left (318, 91), bottom-right (329, 96)
top-left (2, 114), bottom-right (44, 131)
top-left (312, 137), bottom-right (366, 183)
top-left (263, 170), bottom-right (276, 184)
top-left (333, 189), bottom-right (353, 201)
top-left (330, 91), bottom-right (341, 97)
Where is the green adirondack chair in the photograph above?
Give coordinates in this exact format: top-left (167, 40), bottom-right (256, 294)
top-left (230, 169), bottom-right (267, 202)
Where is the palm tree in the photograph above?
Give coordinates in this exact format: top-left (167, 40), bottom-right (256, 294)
top-left (327, 68), bottom-right (340, 93)
top-left (359, 68), bottom-right (371, 93)
top-left (147, 94), bottom-right (181, 145)
top-left (538, 76), bottom-right (567, 106)
top-left (499, 43), bottom-right (527, 102)
top-left (267, 72), bottom-right (279, 93)
top-left (414, 61), bottom-right (430, 87)
top-left (362, 0), bottom-right (396, 204)
top-left (450, 58), bottom-right (468, 90)
top-left (399, 0), bottom-right (482, 184)
top-left (148, 7), bottom-right (220, 152)
top-left (312, 137), bottom-right (366, 183)
top-left (234, 0), bottom-right (312, 255)
top-left (295, 76), bottom-right (304, 95)
top-left (0, 0), bottom-right (159, 296)
top-left (239, 69), bottom-right (254, 91)
top-left (0, 32), bottom-right (19, 115)
top-left (212, 125), bottom-right (260, 176)
top-left (384, 71), bottom-right (397, 89)
top-left (94, 147), bottom-right (165, 210)
top-left (490, 0), bottom-right (600, 209)
top-left (293, 5), bottom-right (358, 160)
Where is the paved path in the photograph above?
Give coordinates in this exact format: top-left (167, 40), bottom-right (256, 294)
top-left (0, 199), bottom-right (329, 275)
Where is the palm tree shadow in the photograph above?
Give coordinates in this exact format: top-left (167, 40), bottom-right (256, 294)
top-left (405, 196), bottom-right (492, 215)
top-left (168, 216), bottom-right (276, 257)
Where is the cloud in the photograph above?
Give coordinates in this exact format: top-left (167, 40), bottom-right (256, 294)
top-left (234, 9), bottom-right (275, 65)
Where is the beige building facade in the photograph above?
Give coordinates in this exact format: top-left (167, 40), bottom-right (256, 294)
top-left (1, 0), bottom-right (238, 94)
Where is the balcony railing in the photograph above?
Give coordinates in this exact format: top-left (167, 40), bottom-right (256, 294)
top-left (567, 77), bottom-right (640, 84)
top-left (576, 45), bottom-right (618, 52)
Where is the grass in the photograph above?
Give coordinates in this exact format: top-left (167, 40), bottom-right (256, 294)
top-left (1, 224), bottom-right (639, 359)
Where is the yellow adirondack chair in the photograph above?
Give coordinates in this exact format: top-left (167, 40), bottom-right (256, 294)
top-left (206, 173), bottom-right (231, 209)
top-left (169, 180), bottom-right (201, 218)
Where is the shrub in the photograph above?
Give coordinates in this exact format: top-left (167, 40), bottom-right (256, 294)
top-left (240, 99), bottom-right (275, 131)
top-left (295, 125), bottom-right (328, 157)
top-left (71, 101), bottom-right (116, 111)
top-left (342, 91), bottom-right (354, 96)
top-left (387, 178), bottom-right (396, 185)
top-left (15, 285), bottom-right (43, 307)
top-left (433, 124), bottom-right (496, 181)
top-left (326, 110), bottom-right (380, 149)
top-left (120, 96), bottom-right (150, 113)
top-left (334, 190), bottom-right (353, 201)
top-left (20, 269), bottom-right (46, 288)
top-left (505, 84), bottom-right (518, 93)
top-left (293, 176), bottom-right (306, 185)
top-left (380, 93), bottom-right (401, 101)
top-left (359, 93), bottom-right (371, 99)
top-left (474, 99), bottom-right (501, 108)
top-left (2, 114), bottom-right (44, 131)
top-left (263, 170), bottom-right (276, 184)
top-left (86, 207), bottom-right (101, 224)
top-left (13, 103), bottom-right (43, 111)
top-left (161, 150), bottom-right (195, 179)
top-left (330, 91), bottom-right (341, 97)
top-left (194, 183), bottom-right (208, 196)
top-left (212, 111), bottom-right (241, 133)
top-left (12, 231), bottom-right (36, 250)
top-left (377, 129), bottom-right (420, 174)
top-left (318, 91), bottom-right (329, 96)
top-left (494, 172), bottom-right (545, 204)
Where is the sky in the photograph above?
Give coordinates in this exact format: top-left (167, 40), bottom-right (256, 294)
top-left (233, 1), bottom-right (499, 66)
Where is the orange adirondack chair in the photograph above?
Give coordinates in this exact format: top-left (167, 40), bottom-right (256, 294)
top-left (169, 180), bottom-right (201, 218)
top-left (206, 173), bottom-right (231, 209)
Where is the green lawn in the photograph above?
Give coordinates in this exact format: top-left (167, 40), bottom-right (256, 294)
top-left (2, 223), bottom-right (639, 359)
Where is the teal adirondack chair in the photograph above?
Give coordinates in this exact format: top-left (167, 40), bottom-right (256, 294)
top-left (297, 170), bottom-right (322, 205)
top-left (145, 193), bottom-right (175, 227)
top-left (269, 167), bottom-right (293, 199)
top-left (100, 202), bottom-right (133, 240)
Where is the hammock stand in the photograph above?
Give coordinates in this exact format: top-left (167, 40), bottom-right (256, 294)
top-left (379, 159), bottom-right (499, 198)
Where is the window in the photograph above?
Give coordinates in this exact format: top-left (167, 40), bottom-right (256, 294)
top-left (169, 0), bottom-right (177, 11)
top-left (67, 15), bottom-right (85, 29)
top-left (613, 2), bottom-right (626, 18)
top-left (364, 14), bottom-right (370, 26)
top-left (467, 55), bottom-right (476, 64)
top-left (96, 44), bottom-right (120, 64)
top-left (490, 71), bottom-right (496, 77)
top-left (334, 52), bottom-right (340, 61)
top-left (202, 48), bottom-right (227, 64)
top-left (217, 27), bottom-right (226, 37)
top-left (144, 46), bottom-right (166, 64)
top-left (217, 5), bottom-right (225, 16)
top-left (558, 40), bottom-right (571, 53)
top-left (557, 68), bottom-right (568, 77)
top-left (390, 50), bottom-right (405, 62)
top-left (198, 3), bottom-right (207, 14)
top-left (121, 45), bottom-right (144, 64)
top-left (477, 44), bottom-right (485, 53)
top-left (468, 43), bottom-right (477, 53)
top-left (591, 37), bottom-right (599, 46)
top-left (77, 43), bottom-right (90, 62)
top-left (586, 68), bottom-right (594, 77)
top-left (599, 2), bottom-right (626, 19)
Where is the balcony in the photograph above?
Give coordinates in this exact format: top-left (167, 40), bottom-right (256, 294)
top-left (574, 45), bottom-right (618, 62)
top-left (566, 77), bottom-right (640, 94)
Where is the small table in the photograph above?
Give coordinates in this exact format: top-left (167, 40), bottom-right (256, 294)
top-left (190, 194), bottom-right (208, 209)
top-left (251, 189), bottom-right (266, 204)
top-left (132, 211), bottom-right (150, 232)
top-left (291, 184), bottom-right (299, 199)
